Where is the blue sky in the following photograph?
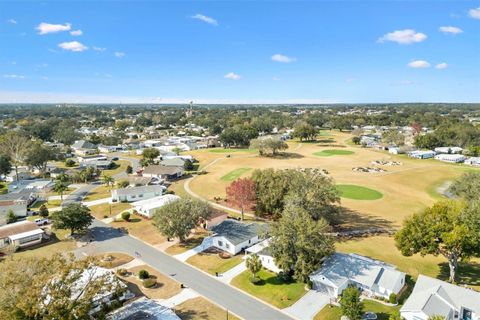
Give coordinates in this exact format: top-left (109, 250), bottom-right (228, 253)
top-left (0, 1), bottom-right (479, 103)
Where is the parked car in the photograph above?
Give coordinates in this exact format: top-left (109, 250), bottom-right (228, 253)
top-left (34, 218), bottom-right (50, 226)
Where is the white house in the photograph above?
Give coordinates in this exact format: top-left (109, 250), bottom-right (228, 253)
top-left (98, 145), bottom-right (126, 153)
top-left (245, 238), bottom-right (281, 273)
top-left (0, 220), bottom-right (44, 250)
top-left (142, 165), bottom-right (184, 181)
top-left (71, 140), bottom-right (98, 156)
top-left (408, 150), bottom-right (436, 159)
top-left (8, 179), bottom-right (53, 194)
top-left (77, 154), bottom-right (108, 164)
top-left (434, 147), bottom-right (463, 154)
top-left (434, 154), bottom-right (466, 163)
top-left (309, 253), bottom-right (405, 299)
top-left (204, 220), bottom-right (268, 255)
top-left (132, 194), bottom-right (180, 218)
top-left (465, 157), bottom-right (480, 166)
top-left (107, 297), bottom-right (181, 320)
top-left (401, 275), bottom-right (480, 320)
top-left (111, 185), bottom-right (165, 202)
top-left (0, 200), bottom-right (27, 225)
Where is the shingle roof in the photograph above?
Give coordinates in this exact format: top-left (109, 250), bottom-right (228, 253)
top-left (72, 140), bottom-right (97, 149)
top-left (114, 185), bottom-right (164, 197)
top-left (142, 165), bottom-right (183, 175)
top-left (160, 158), bottom-right (185, 167)
top-left (107, 297), bottom-right (180, 320)
top-left (211, 220), bottom-right (268, 245)
top-left (0, 220), bottom-right (40, 239)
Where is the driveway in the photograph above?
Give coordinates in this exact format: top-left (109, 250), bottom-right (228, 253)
top-left (284, 290), bottom-right (331, 320)
top-left (76, 220), bottom-right (292, 320)
top-left (62, 182), bottom-right (100, 207)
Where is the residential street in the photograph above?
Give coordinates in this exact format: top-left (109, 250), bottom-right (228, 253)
top-left (76, 220), bottom-right (293, 320)
top-left (61, 182), bottom-right (100, 207)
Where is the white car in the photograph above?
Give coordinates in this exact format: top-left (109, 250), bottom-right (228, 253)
top-left (34, 218), bottom-right (50, 226)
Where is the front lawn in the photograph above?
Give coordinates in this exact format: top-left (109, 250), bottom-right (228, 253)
top-left (165, 230), bottom-right (208, 255)
top-left (13, 228), bottom-right (75, 259)
top-left (187, 251), bottom-right (243, 275)
top-left (101, 160), bottom-right (130, 176)
top-left (231, 269), bottom-right (307, 309)
top-left (336, 184), bottom-right (383, 200)
top-left (314, 299), bottom-right (400, 320)
top-left (175, 297), bottom-right (240, 320)
top-left (110, 216), bottom-right (167, 246)
top-left (89, 202), bottom-right (132, 220)
top-left (84, 185), bottom-right (112, 201)
top-left (220, 167), bottom-right (252, 181)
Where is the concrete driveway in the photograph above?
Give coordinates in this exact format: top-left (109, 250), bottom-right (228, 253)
top-left (284, 290), bottom-right (331, 320)
top-left (76, 220), bottom-right (292, 320)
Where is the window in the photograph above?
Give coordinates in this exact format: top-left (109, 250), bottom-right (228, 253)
top-left (18, 234), bottom-right (41, 244)
top-left (138, 194), bottom-right (143, 198)
top-left (131, 195), bottom-right (136, 199)
top-left (218, 240), bottom-right (223, 247)
top-left (226, 243), bottom-right (230, 249)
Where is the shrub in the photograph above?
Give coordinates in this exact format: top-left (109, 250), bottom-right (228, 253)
top-left (121, 212), bottom-right (131, 222)
top-left (65, 159), bottom-right (76, 167)
top-left (142, 278), bottom-right (156, 288)
top-left (306, 280), bottom-right (313, 290)
top-left (116, 268), bottom-right (128, 276)
top-left (39, 204), bottom-right (49, 218)
top-left (389, 293), bottom-right (397, 304)
top-left (103, 215), bottom-right (108, 218)
top-left (250, 276), bottom-right (262, 285)
top-left (138, 269), bottom-right (150, 279)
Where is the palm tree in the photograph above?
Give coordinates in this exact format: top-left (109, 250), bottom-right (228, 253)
top-left (101, 175), bottom-right (115, 190)
top-left (53, 180), bottom-right (68, 200)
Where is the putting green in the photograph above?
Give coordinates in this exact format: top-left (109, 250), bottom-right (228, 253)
top-left (336, 184), bottom-right (383, 200)
top-left (313, 149), bottom-right (354, 157)
top-left (220, 168), bottom-right (252, 181)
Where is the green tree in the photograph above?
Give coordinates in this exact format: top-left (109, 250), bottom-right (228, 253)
top-left (51, 203), bottom-right (94, 235)
top-left (0, 154), bottom-right (12, 179)
top-left (101, 175), bottom-right (115, 190)
top-left (39, 204), bottom-right (49, 218)
top-left (448, 172), bottom-right (480, 201)
top-left (0, 132), bottom-right (30, 181)
top-left (53, 125), bottom-right (80, 146)
top-left (117, 179), bottom-right (129, 188)
top-left (389, 310), bottom-right (402, 320)
top-left (126, 165), bottom-right (133, 174)
top-left (250, 136), bottom-right (288, 156)
top-left (184, 159), bottom-right (194, 171)
top-left (246, 253), bottom-right (262, 281)
top-left (395, 200), bottom-right (480, 283)
top-left (382, 130), bottom-right (405, 146)
top-left (6, 209), bottom-right (16, 224)
top-left (153, 198), bottom-right (210, 242)
top-left (270, 202), bottom-right (334, 282)
top-left (142, 148), bottom-right (160, 166)
top-left (219, 124), bottom-right (259, 147)
top-left (25, 142), bottom-right (57, 176)
top-left (293, 122), bottom-right (317, 141)
top-left (340, 286), bottom-right (364, 320)
top-left (79, 166), bottom-right (96, 183)
top-left (53, 180), bottom-right (68, 200)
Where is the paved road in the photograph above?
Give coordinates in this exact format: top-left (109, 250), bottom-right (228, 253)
top-left (62, 182), bottom-right (100, 207)
top-left (76, 220), bottom-right (293, 320)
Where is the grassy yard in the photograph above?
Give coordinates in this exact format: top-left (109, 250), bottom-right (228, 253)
top-left (0, 182), bottom-right (8, 194)
top-left (89, 202), bottom-right (132, 220)
top-left (220, 167), bottom-right (252, 181)
top-left (110, 215), bottom-right (167, 246)
top-left (336, 184), bottom-right (384, 200)
top-left (209, 148), bottom-right (256, 154)
top-left (314, 299), bottom-right (400, 320)
top-left (231, 269), bottom-right (307, 309)
top-left (187, 251), bottom-right (243, 275)
top-left (83, 185), bottom-right (112, 201)
top-left (313, 149), bottom-right (355, 157)
top-left (95, 252), bottom-right (134, 268)
top-left (165, 230), bottom-right (209, 255)
top-left (175, 297), bottom-right (240, 320)
top-left (101, 159), bottom-right (130, 176)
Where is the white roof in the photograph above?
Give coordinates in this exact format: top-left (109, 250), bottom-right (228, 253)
top-left (108, 297), bottom-right (180, 320)
top-left (133, 194), bottom-right (180, 211)
top-left (8, 228), bottom-right (44, 241)
top-left (434, 154), bottom-right (466, 160)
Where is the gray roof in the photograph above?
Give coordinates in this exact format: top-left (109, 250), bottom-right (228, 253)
top-left (0, 190), bottom-right (35, 202)
top-left (143, 165), bottom-right (183, 176)
top-left (127, 176), bottom-right (152, 186)
top-left (72, 140), bottom-right (97, 149)
top-left (114, 185), bottom-right (164, 197)
top-left (401, 275), bottom-right (480, 317)
top-left (211, 220), bottom-right (268, 245)
top-left (107, 297), bottom-right (180, 320)
top-left (160, 158), bottom-right (185, 167)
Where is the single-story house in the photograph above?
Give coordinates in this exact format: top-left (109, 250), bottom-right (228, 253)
top-left (77, 154), bottom-right (108, 164)
top-left (80, 159), bottom-right (113, 170)
top-left (400, 274), bottom-right (480, 320)
top-left (309, 253), bottom-right (405, 299)
top-left (434, 154), bottom-right (466, 163)
top-left (142, 165), bottom-right (184, 180)
top-left (0, 200), bottom-right (27, 225)
top-left (4, 169), bottom-right (34, 182)
top-left (434, 147), bottom-right (463, 154)
top-left (98, 145), bottom-right (126, 153)
top-left (111, 185), bottom-right (165, 202)
top-left (408, 150), bottom-right (436, 159)
top-left (245, 238), bottom-right (281, 273)
top-left (8, 179), bottom-right (53, 194)
top-left (72, 140), bottom-right (98, 156)
top-left (132, 194), bottom-right (180, 218)
top-left (465, 157), bottom-right (480, 167)
top-left (160, 158), bottom-right (186, 167)
top-left (107, 297), bottom-right (181, 320)
top-left (0, 220), bottom-right (44, 250)
top-left (49, 167), bottom-right (67, 179)
top-left (205, 219), bottom-right (268, 255)
top-left (0, 190), bottom-right (37, 207)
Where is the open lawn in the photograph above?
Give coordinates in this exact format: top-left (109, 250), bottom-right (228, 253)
top-left (336, 236), bottom-right (480, 290)
top-left (89, 202), bottom-right (132, 220)
top-left (84, 185), bottom-right (112, 201)
top-left (313, 149), bottom-right (355, 157)
top-left (101, 159), bottom-right (130, 176)
top-left (314, 299), bottom-right (400, 320)
top-left (220, 167), bottom-right (252, 181)
top-left (175, 297), bottom-right (240, 320)
top-left (337, 184), bottom-right (383, 200)
top-left (209, 148), bottom-right (256, 154)
top-left (165, 230), bottom-right (209, 255)
top-left (231, 269), bottom-right (307, 309)
top-left (186, 251), bottom-right (243, 275)
top-left (110, 215), bottom-right (167, 246)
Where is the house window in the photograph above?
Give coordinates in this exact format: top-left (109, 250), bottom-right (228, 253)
top-left (18, 234), bottom-right (41, 244)
top-left (138, 194), bottom-right (143, 198)
top-left (248, 239), bottom-right (251, 244)
top-left (226, 243), bottom-right (230, 249)
top-left (131, 195), bottom-right (136, 199)
top-left (218, 240), bottom-right (223, 247)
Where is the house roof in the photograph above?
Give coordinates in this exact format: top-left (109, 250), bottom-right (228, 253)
top-left (127, 176), bottom-right (152, 186)
top-left (310, 253), bottom-right (405, 293)
top-left (0, 220), bottom-right (40, 239)
top-left (400, 275), bottom-right (480, 317)
top-left (72, 140), bottom-right (97, 150)
top-left (211, 220), bottom-right (268, 245)
top-left (113, 185), bottom-right (164, 197)
top-left (0, 190), bottom-right (34, 202)
top-left (107, 297), bottom-right (180, 320)
top-left (160, 158), bottom-right (186, 167)
top-left (133, 194), bottom-right (180, 211)
top-left (245, 238), bottom-right (272, 255)
top-left (9, 228), bottom-right (44, 241)
top-left (142, 165), bottom-right (183, 176)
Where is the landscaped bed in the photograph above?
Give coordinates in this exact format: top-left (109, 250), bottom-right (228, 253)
top-left (186, 249), bottom-right (243, 275)
top-left (231, 269), bottom-right (307, 309)
top-left (336, 184), bottom-right (383, 200)
top-left (220, 167), bottom-right (252, 181)
top-left (314, 299), bottom-right (400, 320)
top-left (96, 252), bottom-right (134, 268)
top-left (313, 149), bottom-right (355, 157)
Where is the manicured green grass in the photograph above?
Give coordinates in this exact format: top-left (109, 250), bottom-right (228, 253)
top-left (314, 299), bottom-right (400, 320)
top-left (313, 149), bottom-right (354, 157)
top-left (209, 148), bottom-right (256, 153)
top-left (187, 252), bottom-right (243, 275)
top-left (231, 269), bottom-right (307, 309)
top-left (220, 167), bottom-right (252, 181)
top-left (0, 182), bottom-right (8, 194)
top-left (102, 160), bottom-right (130, 176)
top-left (336, 184), bottom-right (383, 200)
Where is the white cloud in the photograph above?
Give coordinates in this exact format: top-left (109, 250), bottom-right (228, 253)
top-left (191, 14), bottom-right (218, 26)
top-left (3, 74), bottom-right (25, 79)
top-left (93, 46), bottom-right (106, 52)
top-left (272, 77), bottom-right (281, 81)
top-left (224, 72), bottom-right (241, 80)
top-left (70, 29), bottom-right (83, 36)
top-left (37, 63), bottom-right (48, 68)
top-left (469, 7), bottom-right (480, 19)
top-left (378, 29), bottom-right (427, 44)
top-left (271, 54), bottom-right (296, 63)
top-left (407, 60), bottom-right (431, 68)
top-left (439, 26), bottom-right (463, 34)
top-left (10, 61), bottom-right (17, 65)
top-left (435, 62), bottom-right (448, 69)
top-left (114, 52), bottom-right (125, 58)
top-left (7, 19), bottom-right (17, 24)
top-left (58, 41), bottom-right (88, 52)
top-left (36, 22), bottom-right (71, 35)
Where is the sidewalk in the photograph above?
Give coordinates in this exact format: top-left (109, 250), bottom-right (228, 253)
top-left (218, 261), bottom-right (246, 283)
top-left (157, 288), bottom-right (199, 308)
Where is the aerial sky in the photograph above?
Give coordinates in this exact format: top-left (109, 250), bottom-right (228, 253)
top-left (0, 1), bottom-right (479, 103)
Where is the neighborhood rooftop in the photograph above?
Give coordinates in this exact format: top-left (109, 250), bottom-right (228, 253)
top-left (114, 185), bottom-right (165, 197)
top-left (211, 220), bottom-right (268, 245)
top-left (142, 165), bottom-right (183, 175)
top-left (0, 220), bottom-right (41, 239)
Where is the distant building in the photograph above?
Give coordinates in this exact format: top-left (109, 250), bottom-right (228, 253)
top-left (434, 154), bottom-right (466, 163)
top-left (8, 179), bottom-right (53, 194)
top-left (0, 220), bottom-right (44, 250)
top-left (71, 140), bottom-right (98, 156)
top-left (0, 200), bottom-right (27, 225)
top-left (132, 194), bottom-right (180, 218)
top-left (434, 147), bottom-right (463, 154)
top-left (142, 165), bottom-right (184, 180)
top-left (465, 157), bottom-right (480, 167)
top-left (408, 150), bottom-right (436, 159)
